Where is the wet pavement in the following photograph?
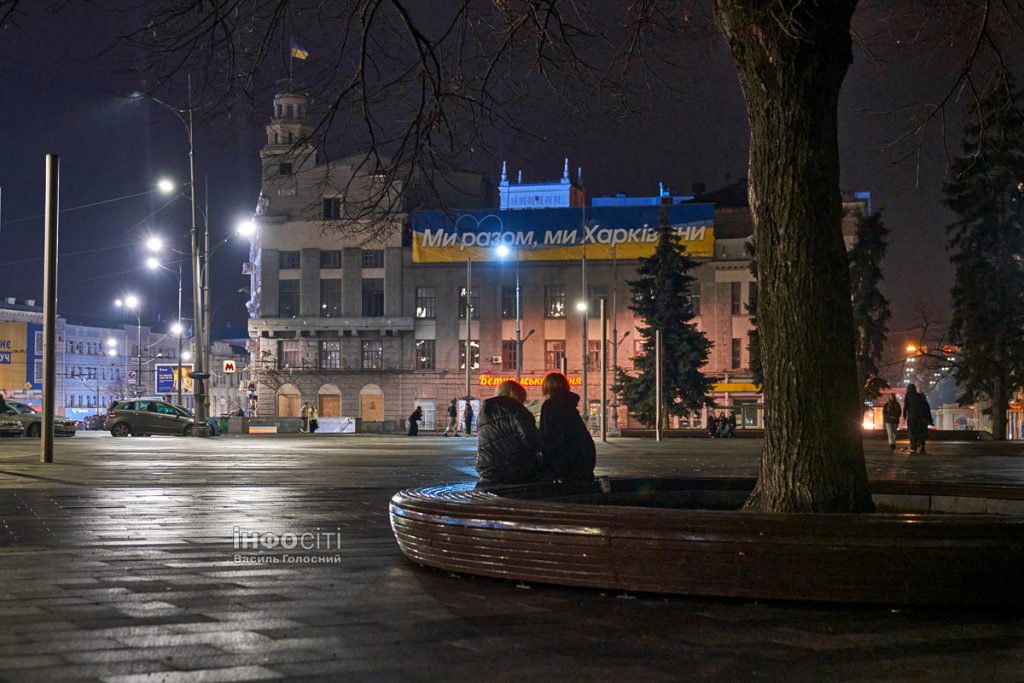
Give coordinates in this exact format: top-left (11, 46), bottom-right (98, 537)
top-left (0, 433), bottom-right (1022, 681)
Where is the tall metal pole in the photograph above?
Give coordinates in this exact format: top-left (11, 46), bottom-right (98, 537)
top-left (514, 252), bottom-right (521, 382)
top-left (465, 257), bottom-right (472, 400)
top-left (581, 249), bottom-right (588, 421)
top-left (177, 262), bottom-right (183, 406)
top-left (600, 297), bottom-right (607, 442)
top-left (202, 175), bottom-right (211, 419)
top-left (136, 313), bottom-right (142, 396)
top-left (41, 154), bottom-right (59, 464)
top-left (611, 245), bottom-right (619, 432)
top-left (655, 329), bottom-right (663, 442)
top-left (186, 75), bottom-right (209, 435)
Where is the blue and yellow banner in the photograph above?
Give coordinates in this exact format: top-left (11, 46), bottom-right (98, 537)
top-left (0, 321), bottom-right (40, 392)
top-left (156, 364), bottom-right (194, 394)
top-left (411, 205), bottom-right (715, 263)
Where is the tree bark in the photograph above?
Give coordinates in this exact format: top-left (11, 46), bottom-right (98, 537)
top-left (715, 1), bottom-right (874, 512)
top-left (991, 376), bottom-right (1008, 440)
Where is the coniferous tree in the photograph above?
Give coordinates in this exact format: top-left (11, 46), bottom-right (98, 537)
top-left (614, 211), bottom-right (714, 427)
top-left (944, 74), bottom-right (1024, 440)
top-left (848, 210), bottom-right (892, 403)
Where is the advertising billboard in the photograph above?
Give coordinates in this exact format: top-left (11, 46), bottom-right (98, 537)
top-left (155, 363), bottom-right (194, 394)
top-left (0, 321), bottom-right (41, 393)
top-left (411, 204), bottom-right (715, 263)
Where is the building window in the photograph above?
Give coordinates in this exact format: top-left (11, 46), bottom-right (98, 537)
top-left (545, 340), bottom-right (565, 370)
top-left (588, 284), bottom-right (608, 314)
top-left (320, 250), bottom-right (342, 269)
top-left (279, 251), bottom-right (300, 269)
top-left (587, 340), bottom-right (602, 369)
top-left (731, 338), bottom-right (742, 369)
top-left (633, 339), bottom-right (645, 369)
top-left (320, 279), bottom-right (342, 318)
top-left (502, 340), bottom-right (516, 368)
top-left (362, 279), bottom-right (385, 317)
top-left (458, 287), bottom-right (480, 319)
top-left (459, 340), bottom-right (480, 371)
top-left (415, 339), bottom-right (435, 369)
top-left (278, 162), bottom-right (293, 175)
top-left (279, 340), bottom-right (301, 368)
top-left (323, 198), bottom-right (341, 219)
top-left (320, 340), bottom-right (341, 369)
top-left (501, 286), bottom-right (517, 319)
top-left (278, 279), bottom-right (299, 318)
top-left (731, 282), bottom-right (742, 315)
top-left (286, 103), bottom-right (294, 118)
top-left (545, 286), bottom-right (566, 318)
top-left (691, 281), bottom-right (701, 316)
top-left (415, 287), bottom-right (436, 319)
top-left (362, 340), bottom-right (383, 370)
top-left (748, 282), bottom-right (758, 313)
top-left (361, 249), bottom-right (384, 268)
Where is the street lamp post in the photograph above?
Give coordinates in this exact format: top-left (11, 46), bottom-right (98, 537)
top-left (141, 77), bottom-right (209, 435)
top-left (116, 296), bottom-right (143, 396)
top-left (146, 240), bottom-right (186, 406)
top-left (496, 244), bottom-right (522, 381)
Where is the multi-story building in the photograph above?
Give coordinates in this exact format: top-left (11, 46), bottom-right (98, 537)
top-left (1, 299), bottom-right (195, 419)
top-left (245, 88), bottom-right (870, 431)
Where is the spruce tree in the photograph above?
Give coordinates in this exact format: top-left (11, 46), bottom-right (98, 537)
top-left (614, 211), bottom-right (714, 427)
top-left (944, 74), bottom-right (1024, 440)
top-left (848, 210), bottom-right (892, 403)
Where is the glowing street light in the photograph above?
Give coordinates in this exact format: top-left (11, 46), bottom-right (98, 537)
top-left (157, 178), bottom-right (175, 194)
top-left (115, 295), bottom-right (143, 396)
top-left (494, 242), bottom-right (521, 380)
top-left (146, 236), bottom-right (163, 252)
top-left (576, 301), bottom-right (588, 312)
top-left (236, 219), bottom-right (257, 237)
top-left (145, 256), bottom-right (160, 270)
top-left (171, 322), bottom-right (183, 336)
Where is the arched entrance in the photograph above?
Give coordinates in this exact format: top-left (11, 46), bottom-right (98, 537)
top-left (276, 383), bottom-right (301, 417)
top-left (359, 384), bottom-right (384, 422)
top-left (318, 383), bottom-right (342, 417)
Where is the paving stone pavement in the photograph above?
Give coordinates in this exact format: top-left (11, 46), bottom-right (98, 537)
top-left (0, 434), bottom-right (1022, 682)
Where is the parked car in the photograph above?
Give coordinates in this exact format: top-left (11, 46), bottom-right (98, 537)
top-left (0, 417), bottom-right (25, 437)
top-left (0, 401), bottom-right (77, 437)
top-left (103, 399), bottom-right (210, 437)
top-left (83, 414), bottom-right (107, 431)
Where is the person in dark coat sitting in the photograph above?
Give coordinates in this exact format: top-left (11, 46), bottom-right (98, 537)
top-left (476, 380), bottom-right (541, 486)
top-left (539, 372), bottom-right (596, 483)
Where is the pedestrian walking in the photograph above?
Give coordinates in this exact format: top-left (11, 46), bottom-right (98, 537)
top-left (476, 380), bottom-right (541, 486)
top-left (463, 400), bottom-right (475, 436)
top-left (308, 405), bottom-right (319, 433)
top-left (904, 383), bottom-right (933, 453)
top-left (706, 412), bottom-right (717, 438)
top-left (539, 372), bottom-right (596, 483)
top-left (883, 394), bottom-right (902, 450)
top-left (408, 405), bottom-right (422, 436)
top-left (300, 402), bottom-right (311, 432)
top-left (444, 398), bottom-right (458, 436)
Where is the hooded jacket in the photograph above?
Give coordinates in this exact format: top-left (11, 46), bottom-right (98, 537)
top-left (539, 391), bottom-right (596, 482)
top-left (476, 396), bottom-right (542, 484)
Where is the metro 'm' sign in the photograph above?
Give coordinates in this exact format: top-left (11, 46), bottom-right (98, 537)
top-left (223, 360), bottom-right (237, 373)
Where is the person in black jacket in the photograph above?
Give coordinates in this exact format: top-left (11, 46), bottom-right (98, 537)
top-left (539, 372), bottom-right (596, 483)
top-left (904, 384), bottom-right (933, 453)
top-left (407, 405), bottom-right (422, 436)
top-left (476, 380), bottom-right (541, 485)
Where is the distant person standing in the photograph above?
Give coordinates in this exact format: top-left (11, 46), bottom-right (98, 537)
top-left (463, 401), bottom-right (475, 436)
top-left (308, 405), bottom-right (319, 433)
top-left (706, 412), bottom-right (717, 438)
top-left (444, 398), bottom-right (458, 436)
top-left (539, 372), bottom-right (596, 483)
top-left (300, 402), bottom-right (311, 433)
top-left (883, 394), bottom-right (902, 450)
top-left (408, 405), bottom-right (422, 436)
top-left (904, 384), bottom-right (933, 453)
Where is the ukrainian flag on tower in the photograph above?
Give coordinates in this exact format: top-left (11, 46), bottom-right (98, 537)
top-left (290, 42), bottom-right (309, 60)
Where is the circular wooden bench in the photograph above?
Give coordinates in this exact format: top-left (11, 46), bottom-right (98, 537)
top-left (390, 477), bottom-right (1024, 605)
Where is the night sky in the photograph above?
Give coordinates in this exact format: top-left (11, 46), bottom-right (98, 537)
top-left (0, 4), bottom-right (1001, 347)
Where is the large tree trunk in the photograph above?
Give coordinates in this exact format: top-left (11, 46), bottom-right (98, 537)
top-left (990, 376), bottom-right (1008, 441)
top-left (715, 1), bottom-right (874, 512)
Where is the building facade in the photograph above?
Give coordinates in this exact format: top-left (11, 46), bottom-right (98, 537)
top-left (245, 89), bottom-right (870, 430)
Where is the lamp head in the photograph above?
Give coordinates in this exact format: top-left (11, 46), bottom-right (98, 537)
top-left (157, 178), bottom-right (175, 194)
top-left (124, 295), bottom-right (139, 309)
top-left (495, 244), bottom-right (511, 259)
top-left (236, 219), bottom-right (257, 237)
top-left (146, 236), bottom-right (163, 252)
top-left (576, 301), bottom-right (588, 312)
top-left (145, 256), bottom-right (160, 270)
